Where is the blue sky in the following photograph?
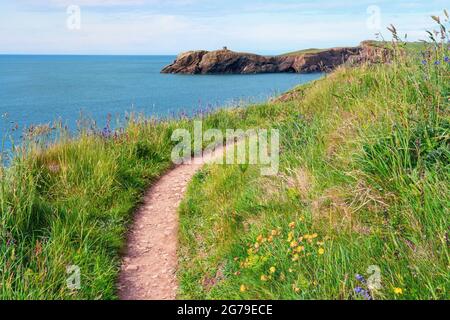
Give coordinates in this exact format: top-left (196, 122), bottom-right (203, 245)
top-left (0, 0), bottom-right (447, 54)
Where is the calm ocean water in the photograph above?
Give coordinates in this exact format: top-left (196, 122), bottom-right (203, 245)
top-left (0, 55), bottom-right (323, 149)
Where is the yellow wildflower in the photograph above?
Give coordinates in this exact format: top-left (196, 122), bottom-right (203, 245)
top-left (295, 246), bottom-right (305, 253)
top-left (260, 275), bottom-right (268, 281)
top-left (292, 254), bottom-right (300, 262)
top-left (312, 233), bottom-right (318, 239)
top-left (294, 287), bottom-right (301, 293)
top-left (288, 231), bottom-right (295, 241)
top-left (254, 242), bottom-right (260, 249)
top-left (269, 266), bottom-right (276, 273)
top-left (290, 241), bottom-right (298, 248)
top-left (393, 287), bottom-right (403, 295)
top-left (268, 236), bottom-right (273, 242)
top-left (256, 235), bottom-right (264, 243)
top-left (289, 222), bottom-right (296, 229)
top-left (240, 285), bottom-right (246, 292)
top-left (318, 248), bottom-right (325, 255)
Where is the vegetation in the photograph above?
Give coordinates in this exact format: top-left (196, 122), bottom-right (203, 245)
top-left (0, 112), bottom-right (265, 299)
top-left (280, 48), bottom-right (330, 56)
top-left (178, 18), bottom-right (450, 300)
top-left (0, 14), bottom-right (448, 299)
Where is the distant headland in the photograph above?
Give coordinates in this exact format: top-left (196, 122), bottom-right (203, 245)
top-left (161, 41), bottom-right (391, 75)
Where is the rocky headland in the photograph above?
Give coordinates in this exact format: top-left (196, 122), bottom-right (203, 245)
top-left (161, 41), bottom-right (391, 74)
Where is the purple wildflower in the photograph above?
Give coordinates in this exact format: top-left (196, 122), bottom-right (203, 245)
top-left (101, 126), bottom-right (112, 139)
top-left (434, 60), bottom-right (441, 65)
top-left (354, 286), bottom-right (372, 300)
top-left (445, 56), bottom-right (449, 63)
top-left (355, 274), bottom-right (367, 284)
top-left (421, 60), bottom-right (427, 65)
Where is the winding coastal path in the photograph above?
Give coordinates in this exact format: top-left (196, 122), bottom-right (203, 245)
top-left (117, 143), bottom-right (234, 300)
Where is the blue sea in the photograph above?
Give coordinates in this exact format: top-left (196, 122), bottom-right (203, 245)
top-left (0, 55), bottom-right (323, 149)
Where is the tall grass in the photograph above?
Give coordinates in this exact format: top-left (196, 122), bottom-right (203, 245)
top-left (177, 15), bottom-right (449, 300)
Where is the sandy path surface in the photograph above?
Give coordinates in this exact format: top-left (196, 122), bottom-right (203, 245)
top-left (117, 143), bottom-right (232, 300)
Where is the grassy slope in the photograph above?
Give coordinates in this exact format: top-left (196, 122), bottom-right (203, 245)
top-left (0, 38), bottom-right (448, 299)
top-left (0, 112), bottom-right (265, 299)
top-left (280, 48), bottom-right (330, 56)
top-left (178, 46), bottom-right (449, 299)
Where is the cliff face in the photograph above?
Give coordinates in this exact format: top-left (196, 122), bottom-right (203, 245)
top-left (161, 43), bottom-right (389, 75)
top-left (161, 50), bottom-right (285, 74)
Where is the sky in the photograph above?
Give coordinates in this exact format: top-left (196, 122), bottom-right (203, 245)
top-left (0, 0), bottom-right (447, 55)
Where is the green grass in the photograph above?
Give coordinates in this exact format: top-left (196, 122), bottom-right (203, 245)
top-left (178, 34), bottom-right (450, 299)
top-left (280, 48), bottom-right (330, 56)
top-left (1, 15), bottom-right (449, 300)
top-left (0, 113), bottom-right (269, 299)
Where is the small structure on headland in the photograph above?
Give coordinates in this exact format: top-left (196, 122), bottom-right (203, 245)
top-left (222, 46), bottom-right (228, 51)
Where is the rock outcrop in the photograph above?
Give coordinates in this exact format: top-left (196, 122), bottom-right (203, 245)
top-left (161, 42), bottom-right (390, 75)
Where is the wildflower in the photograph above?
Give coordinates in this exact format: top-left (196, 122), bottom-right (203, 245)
top-left (434, 60), bottom-right (441, 65)
top-left (318, 248), bottom-right (325, 255)
top-left (445, 56), bottom-right (449, 63)
top-left (269, 266), bottom-right (276, 274)
top-left (292, 254), bottom-right (300, 262)
top-left (354, 286), bottom-right (372, 300)
top-left (260, 275), bottom-right (268, 281)
top-left (101, 126), bottom-right (112, 138)
top-left (311, 233), bottom-right (318, 239)
top-left (295, 246), bottom-right (305, 253)
top-left (294, 287), bottom-right (301, 293)
top-left (355, 274), bottom-right (366, 284)
top-left (240, 285), bottom-right (246, 292)
top-left (393, 287), bottom-right (403, 295)
top-left (254, 243), bottom-right (260, 249)
top-left (271, 229), bottom-right (277, 236)
top-left (287, 232), bottom-right (294, 242)
top-left (289, 222), bottom-right (296, 229)
top-left (290, 241), bottom-right (298, 248)
top-left (256, 235), bottom-right (264, 243)
top-left (421, 60), bottom-right (427, 65)
top-left (268, 236), bottom-right (273, 242)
